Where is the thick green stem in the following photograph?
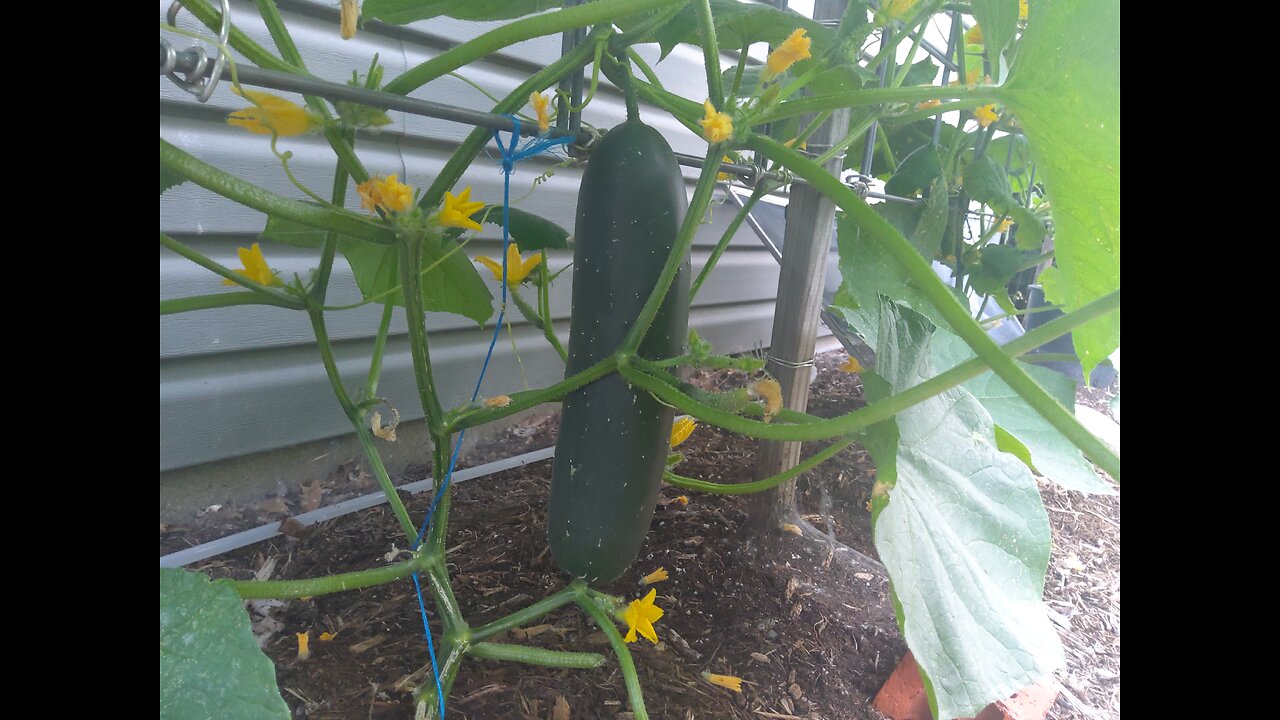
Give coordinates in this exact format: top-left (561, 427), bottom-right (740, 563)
top-left (695, 0), bottom-right (724, 107)
top-left (621, 152), bottom-right (724, 354)
top-left (470, 643), bottom-right (605, 668)
top-left (512, 286), bottom-right (568, 361)
top-left (416, 640), bottom-right (467, 720)
top-left (159, 140), bottom-right (390, 243)
top-left (745, 133), bottom-right (1120, 479)
top-left (159, 234), bottom-right (302, 308)
top-left (472, 587), bottom-right (578, 641)
top-left (384, 0), bottom-right (683, 96)
top-left (232, 554), bottom-right (427, 598)
top-left (620, 289), bottom-right (1120, 444)
top-left (397, 240), bottom-right (447, 436)
top-left (426, 560), bottom-right (467, 637)
top-left (729, 43), bottom-right (750, 103)
top-left (666, 435), bottom-right (858, 494)
top-left (160, 291), bottom-right (301, 315)
top-left (755, 84), bottom-right (1000, 126)
top-left (446, 356), bottom-right (618, 432)
top-left (575, 592), bottom-right (648, 720)
top-left (365, 303), bottom-right (395, 399)
top-left (690, 183), bottom-right (769, 301)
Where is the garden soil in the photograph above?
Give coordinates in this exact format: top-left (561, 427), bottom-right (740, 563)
top-left (170, 352), bottom-right (1120, 720)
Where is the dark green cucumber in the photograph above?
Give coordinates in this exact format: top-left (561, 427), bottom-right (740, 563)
top-left (549, 119), bottom-right (690, 583)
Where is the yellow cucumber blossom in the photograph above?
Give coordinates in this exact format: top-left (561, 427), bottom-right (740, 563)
top-left (227, 87), bottom-right (319, 137)
top-left (997, 218), bottom-right (1015, 233)
top-left (964, 23), bottom-right (983, 45)
top-left (702, 672), bottom-right (744, 692)
top-left (839, 356), bottom-right (863, 373)
top-left (916, 99), bottom-right (942, 111)
top-left (475, 242), bottom-right (543, 284)
top-left (530, 92), bottom-right (552, 135)
top-left (762, 28), bottom-right (811, 82)
top-left (223, 243), bottom-right (282, 287)
top-left (700, 100), bottom-right (733, 144)
top-left (356, 174), bottom-right (415, 214)
top-left (640, 567), bottom-right (669, 585)
top-left (752, 378), bottom-right (782, 420)
top-left (974, 104), bottom-right (999, 128)
top-left (619, 588), bottom-right (664, 644)
top-left (296, 631), bottom-right (311, 661)
top-left (669, 417), bottom-right (697, 448)
top-left (438, 186), bottom-right (486, 232)
top-left (1019, 0), bottom-right (1028, 20)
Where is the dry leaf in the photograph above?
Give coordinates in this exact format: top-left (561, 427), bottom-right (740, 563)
top-left (300, 479), bottom-right (324, 513)
top-left (780, 523), bottom-right (802, 536)
top-left (279, 517), bottom-right (315, 540)
top-left (550, 695), bottom-right (570, 720)
top-left (750, 652), bottom-right (771, 664)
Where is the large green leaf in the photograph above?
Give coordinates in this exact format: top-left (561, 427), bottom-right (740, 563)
top-left (996, 0), bottom-right (1120, 378)
top-left (863, 300), bottom-right (1063, 719)
top-left (969, 243), bottom-right (1023, 297)
top-left (160, 568), bottom-right (289, 720)
top-left (971, 0), bottom-right (1019, 81)
top-left (260, 217), bottom-right (494, 324)
top-left (470, 205), bottom-right (570, 250)
top-left (930, 330), bottom-right (1116, 494)
top-left (963, 155), bottom-right (1044, 243)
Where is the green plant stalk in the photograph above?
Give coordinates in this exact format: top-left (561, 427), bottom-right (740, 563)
top-left (729, 43), bottom-right (750, 103)
top-left (416, 639), bottom-right (467, 720)
top-left (159, 233), bottom-right (302, 308)
top-left (746, 133), bottom-right (1119, 478)
top-left (883, 100), bottom-right (970, 124)
top-left (160, 140), bottom-right (391, 243)
top-left (311, 153), bottom-right (354, 302)
top-left (695, 0), bottom-right (724, 107)
top-left (511, 286), bottom-right (568, 361)
top-left (232, 553), bottom-right (428, 598)
top-left (397, 238), bottom-right (448, 436)
top-left (890, 0), bottom-right (946, 87)
top-left (575, 592), bottom-right (648, 720)
top-left (627, 291), bottom-right (1118, 461)
top-left (446, 355), bottom-right (618, 432)
top-left (755, 84), bottom-right (999, 126)
top-left (469, 643), bottom-right (605, 669)
top-left (365, 303), bottom-right (395, 399)
top-left (160, 291), bottom-right (301, 315)
top-left (426, 559), bottom-right (467, 637)
top-left (538, 255), bottom-right (569, 361)
top-left (418, 33), bottom-right (599, 212)
top-left (472, 587), bottom-right (579, 641)
top-left (384, 0), bottom-right (683, 96)
top-left (690, 182), bottom-right (769, 301)
top-left (792, 110), bottom-right (835, 147)
top-left (180, 0), bottom-right (301, 73)
top-left (621, 151), bottom-right (724, 353)
top-left (618, 66), bottom-right (705, 125)
top-left (666, 435), bottom-right (858, 494)
top-left (811, 110), bottom-right (880, 167)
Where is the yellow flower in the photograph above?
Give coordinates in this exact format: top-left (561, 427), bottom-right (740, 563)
top-left (619, 588), bottom-right (664, 644)
top-left (700, 100), bottom-right (734, 144)
top-left (701, 672), bottom-right (743, 692)
top-left (438, 186), bottom-right (486, 232)
top-left (997, 218), bottom-right (1015, 233)
top-left (717, 155), bottom-right (735, 181)
top-left (782, 138), bottom-right (808, 151)
top-left (674, 495), bottom-right (689, 506)
top-left (839, 356), bottom-right (863, 373)
top-left (885, 0), bottom-right (918, 21)
top-left (371, 409), bottom-right (399, 442)
top-left (1019, 0), bottom-right (1028, 20)
top-left (223, 243), bottom-right (282, 287)
top-left (974, 104), bottom-right (999, 128)
top-left (916, 99), bottom-right (942, 111)
top-left (966, 67), bottom-right (985, 86)
top-left (319, 631), bottom-right (338, 641)
top-left (296, 631), bottom-right (311, 661)
top-left (378, 174), bottom-right (414, 213)
top-left (753, 378), bottom-right (782, 420)
top-left (670, 417), bottom-right (696, 448)
top-left (356, 177), bottom-right (383, 213)
top-left (227, 87), bottom-right (318, 137)
top-left (762, 29), bottom-right (811, 82)
top-left (474, 242), bottom-right (543, 284)
top-left (340, 0), bottom-right (358, 39)
top-left (964, 23), bottom-right (983, 45)
top-left (641, 567), bottom-right (669, 585)
top-left (530, 92), bottom-right (552, 135)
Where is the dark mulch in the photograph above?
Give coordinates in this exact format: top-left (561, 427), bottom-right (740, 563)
top-left (173, 350), bottom-right (1119, 720)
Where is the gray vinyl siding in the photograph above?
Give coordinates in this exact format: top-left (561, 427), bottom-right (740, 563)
top-left (160, 0), bottom-right (794, 471)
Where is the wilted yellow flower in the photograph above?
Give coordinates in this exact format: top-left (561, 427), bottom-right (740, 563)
top-left (997, 218), bottom-right (1014, 233)
top-left (670, 417), bottom-right (697, 447)
top-left (762, 29), bottom-right (811, 82)
top-left (483, 395), bottom-right (512, 408)
top-left (700, 100), bottom-right (733, 144)
top-left (964, 23), bottom-right (983, 45)
top-left (753, 378), bottom-right (782, 420)
top-left (674, 495), bottom-right (689, 506)
top-left (782, 138), bottom-right (808, 151)
top-left (530, 92), bottom-right (552, 135)
top-left (371, 409), bottom-right (399, 442)
top-left (839, 356), bottom-right (863, 373)
top-left (296, 631), bottom-right (311, 661)
top-left (227, 87), bottom-right (318, 137)
top-left (438, 186), bottom-right (486, 232)
top-left (340, 0), bottom-right (358, 39)
top-left (780, 523), bottom-right (802, 536)
top-left (619, 588), bottom-right (664, 644)
top-left (223, 243), bottom-right (282, 287)
top-left (1019, 0), bottom-right (1028, 19)
top-left (356, 177), bottom-right (383, 213)
top-left (319, 631), bottom-right (338, 641)
top-left (641, 567), bottom-right (669, 585)
top-left (974, 104), bottom-right (999, 128)
top-left (701, 672), bottom-right (743, 692)
top-left (475, 242), bottom-right (543, 284)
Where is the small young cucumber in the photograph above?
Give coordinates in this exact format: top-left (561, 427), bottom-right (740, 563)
top-left (548, 119), bottom-right (690, 583)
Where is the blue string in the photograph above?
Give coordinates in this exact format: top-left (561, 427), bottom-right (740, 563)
top-left (410, 116), bottom-right (572, 719)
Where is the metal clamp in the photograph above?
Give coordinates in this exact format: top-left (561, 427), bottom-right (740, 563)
top-left (163, 0), bottom-right (231, 102)
top-left (767, 354), bottom-right (816, 369)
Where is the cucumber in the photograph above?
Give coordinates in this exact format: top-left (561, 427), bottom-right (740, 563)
top-left (549, 119), bottom-right (691, 583)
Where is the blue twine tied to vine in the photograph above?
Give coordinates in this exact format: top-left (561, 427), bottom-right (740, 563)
top-left (410, 116), bottom-right (573, 720)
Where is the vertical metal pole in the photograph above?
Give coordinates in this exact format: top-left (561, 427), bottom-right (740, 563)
top-left (556, 0), bottom-right (586, 136)
top-left (750, 0), bottom-right (853, 529)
